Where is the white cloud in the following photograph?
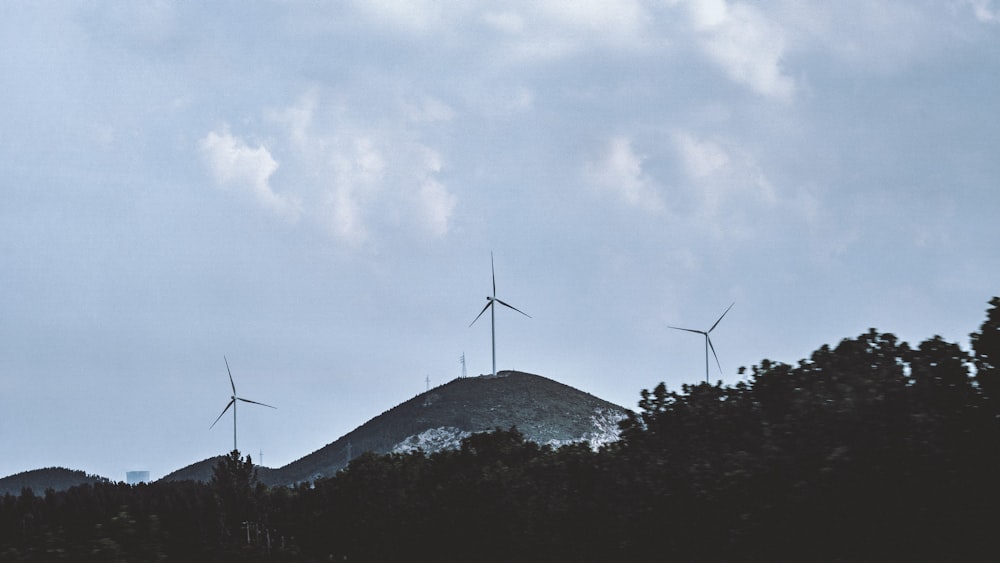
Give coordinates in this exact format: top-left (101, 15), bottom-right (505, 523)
top-left (418, 178), bottom-right (457, 237)
top-left (673, 0), bottom-right (795, 100)
top-left (969, 0), bottom-right (1000, 23)
top-left (198, 128), bottom-right (302, 221)
top-left (773, 2), bottom-right (950, 75)
top-left (201, 92), bottom-right (457, 246)
top-left (482, 10), bottom-right (525, 34)
top-left (402, 96), bottom-right (457, 123)
top-left (319, 132), bottom-right (458, 244)
top-left (586, 136), bottom-right (663, 211)
top-left (535, 0), bottom-right (646, 41)
top-left (672, 131), bottom-right (777, 223)
top-left (675, 133), bottom-right (730, 180)
top-left (412, 147), bottom-right (456, 237)
top-left (480, 0), bottom-right (652, 64)
top-left (326, 185), bottom-right (364, 244)
top-left (324, 137), bottom-right (386, 245)
top-left (351, 0), bottom-right (456, 34)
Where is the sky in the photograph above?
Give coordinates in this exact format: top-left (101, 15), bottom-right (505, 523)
top-left (2, 0), bottom-right (999, 482)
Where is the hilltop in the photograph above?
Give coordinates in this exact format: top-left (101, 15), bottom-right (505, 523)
top-left (0, 468), bottom-right (109, 496)
top-left (162, 371), bottom-right (628, 485)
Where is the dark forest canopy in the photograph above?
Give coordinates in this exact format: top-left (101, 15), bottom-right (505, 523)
top-left (3, 297), bottom-right (1000, 561)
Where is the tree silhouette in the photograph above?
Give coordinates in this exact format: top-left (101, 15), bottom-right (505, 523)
top-left (972, 297), bottom-right (1000, 405)
top-left (210, 450), bottom-right (261, 546)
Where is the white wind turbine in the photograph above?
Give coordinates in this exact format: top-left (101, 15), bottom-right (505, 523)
top-left (470, 252), bottom-right (531, 376)
top-left (210, 356), bottom-right (276, 453)
top-left (669, 302), bottom-right (735, 383)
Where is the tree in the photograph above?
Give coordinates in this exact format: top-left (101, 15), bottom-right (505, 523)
top-left (972, 297), bottom-right (1000, 405)
top-left (908, 335), bottom-right (973, 413)
top-left (210, 450), bottom-right (260, 544)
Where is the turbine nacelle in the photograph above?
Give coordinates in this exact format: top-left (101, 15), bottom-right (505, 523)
top-left (211, 356), bottom-right (276, 453)
top-left (669, 302), bottom-right (734, 383)
top-left (470, 252), bottom-right (531, 376)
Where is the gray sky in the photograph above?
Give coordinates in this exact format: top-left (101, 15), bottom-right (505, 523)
top-left (2, 1), bottom-right (999, 481)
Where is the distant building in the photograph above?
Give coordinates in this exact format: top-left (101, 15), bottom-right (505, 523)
top-left (126, 470), bottom-right (150, 484)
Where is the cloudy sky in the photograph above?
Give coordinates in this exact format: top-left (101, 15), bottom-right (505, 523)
top-left (2, 0), bottom-right (998, 481)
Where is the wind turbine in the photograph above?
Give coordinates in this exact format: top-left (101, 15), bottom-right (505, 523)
top-left (210, 356), bottom-right (276, 453)
top-left (669, 302), bottom-right (734, 383)
top-left (470, 252), bottom-right (531, 376)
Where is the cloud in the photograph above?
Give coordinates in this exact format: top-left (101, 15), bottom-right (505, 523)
top-left (772, 2), bottom-right (951, 75)
top-left (351, 0), bottom-right (457, 34)
top-left (418, 178), bottom-right (457, 238)
top-left (482, 10), bottom-right (525, 34)
top-left (477, 0), bottom-right (652, 64)
top-left (534, 0), bottom-right (647, 41)
top-left (586, 136), bottom-right (663, 211)
top-left (410, 147), bottom-right (456, 238)
top-left (198, 128), bottom-right (302, 221)
top-left (673, 0), bottom-right (795, 100)
top-left (672, 131), bottom-right (777, 229)
top-left (314, 125), bottom-right (455, 245)
top-left (675, 133), bottom-right (731, 180)
top-left (323, 137), bottom-right (387, 245)
top-left (969, 0), bottom-right (1000, 23)
top-left (402, 96), bottom-right (457, 123)
top-left (200, 92), bottom-right (457, 246)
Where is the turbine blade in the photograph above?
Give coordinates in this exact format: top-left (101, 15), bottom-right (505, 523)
top-left (238, 397), bottom-right (277, 409)
top-left (708, 335), bottom-right (723, 374)
top-left (494, 297), bottom-right (531, 318)
top-left (210, 399), bottom-right (235, 429)
top-left (669, 326), bottom-right (706, 335)
top-left (224, 356), bottom-right (236, 394)
top-left (708, 302), bottom-right (735, 333)
top-left (470, 301), bottom-right (493, 327)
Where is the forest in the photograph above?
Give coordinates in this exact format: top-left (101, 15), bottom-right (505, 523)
top-left (2, 297), bottom-right (999, 561)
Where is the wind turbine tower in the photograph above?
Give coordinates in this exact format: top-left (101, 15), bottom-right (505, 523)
top-left (210, 356), bottom-right (277, 453)
top-left (470, 253), bottom-right (531, 376)
top-left (669, 303), bottom-right (735, 383)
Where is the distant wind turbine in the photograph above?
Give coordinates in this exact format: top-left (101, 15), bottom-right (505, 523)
top-left (669, 302), bottom-right (735, 383)
top-left (210, 356), bottom-right (276, 453)
top-left (470, 252), bottom-right (531, 376)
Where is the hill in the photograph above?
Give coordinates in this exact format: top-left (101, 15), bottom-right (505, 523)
top-left (0, 467), bottom-right (109, 496)
top-left (158, 455), bottom-right (280, 484)
top-left (163, 371), bottom-right (629, 485)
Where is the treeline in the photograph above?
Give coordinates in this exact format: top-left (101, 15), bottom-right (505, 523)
top-left (2, 298), bottom-right (999, 561)
top-left (0, 468), bottom-right (108, 497)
